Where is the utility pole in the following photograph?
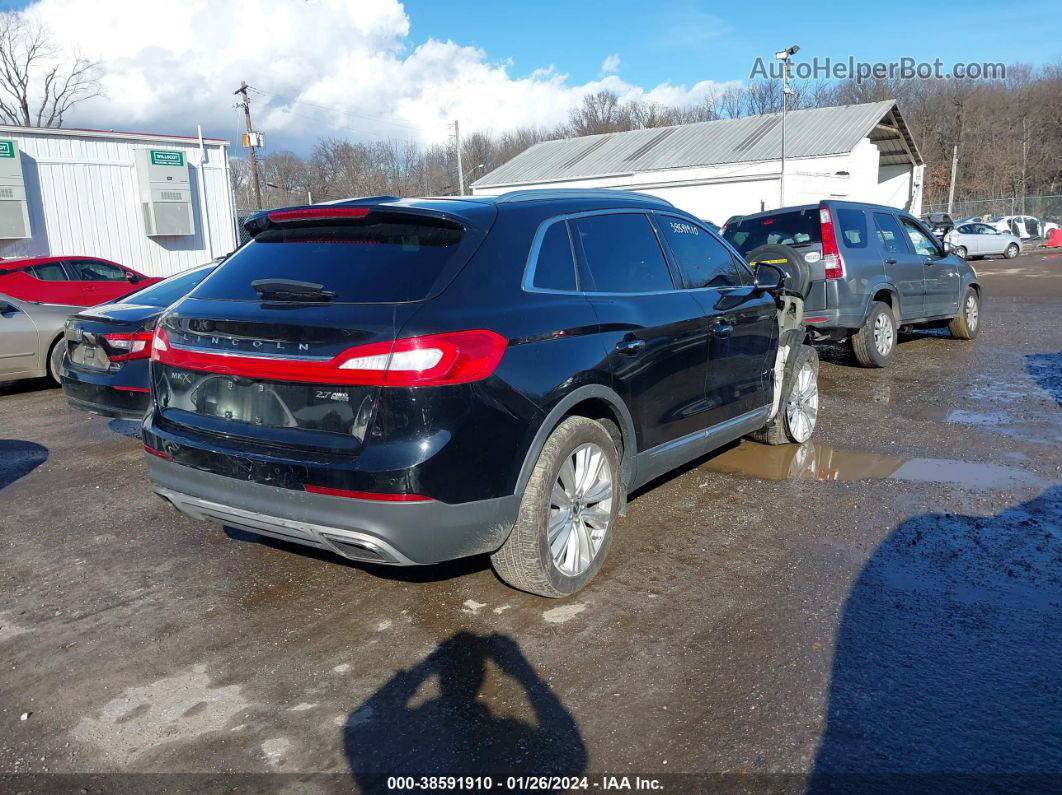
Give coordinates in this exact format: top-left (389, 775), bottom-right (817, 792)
top-left (775, 45), bottom-right (799, 208)
top-left (453, 120), bottom-right (464, 196)
top-left (947, 144), bottom-right (959, 217)
top-left (234, 81), bottom-right (263, 210)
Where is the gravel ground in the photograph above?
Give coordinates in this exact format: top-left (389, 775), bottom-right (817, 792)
top-left (1, 251), bottom-right (1060, 793)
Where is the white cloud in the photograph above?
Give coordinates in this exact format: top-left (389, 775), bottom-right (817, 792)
top-left (601, 53), bottom-right (621, 74)
top-left (18, 0), bottom-right (737, 150)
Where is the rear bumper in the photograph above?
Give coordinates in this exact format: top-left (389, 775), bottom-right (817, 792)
top-left (61, 372), bottom-right (150, 420)
top-left (148, 457), bottom-right (519, 566)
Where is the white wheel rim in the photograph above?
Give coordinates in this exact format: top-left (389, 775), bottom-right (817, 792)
top-left (548, 443), bottom-right (613, 577)
top-left (965, 293), bottom-right (979, 331)
top-left (873, 312), bottom-right (894, 357)
top-left (786, 361), bottom-right (818, 443)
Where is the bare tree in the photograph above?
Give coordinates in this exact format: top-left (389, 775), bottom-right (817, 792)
top-left (0, 13), bottom-right (101, 128)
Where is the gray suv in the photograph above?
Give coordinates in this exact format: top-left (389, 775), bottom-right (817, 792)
top-left (723, 200), bottom-right (981, 367)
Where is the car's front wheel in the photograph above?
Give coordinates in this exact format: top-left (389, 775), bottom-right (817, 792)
top-left (492, 416), bottom-right (620, 597)
top-left (953, 245), bottom-right (968, 259)
top-left (1004, 243), bottom-right (1019, 259)
top-left (948, 286), bottom-right (981, 340)
top-left (850, 301), bottom-right (896, 368)
top-left (750, 344), bottom-right (819, 445)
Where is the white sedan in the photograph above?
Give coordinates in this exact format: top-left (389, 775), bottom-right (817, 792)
top-left (945, 222), bottom-right (1022, 260)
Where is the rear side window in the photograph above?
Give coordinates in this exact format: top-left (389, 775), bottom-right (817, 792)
top-left (657, 216), bottom-right (749, 288)
top-left (126, 265), bottom-right (215, 308)
top-left (28, 263), bottom-right (67, 281)
top-left (723, 208), bottom-right (820, 254)
top-left (873, 213), bottom-right (907, 256)
top-left (901, 218), bottom-right (942, 257)
top-left (570, 213), bottom-right (674, 293)
top-left (836, 209), bottom-right (869, 249)
top-left (193, 213), bottom-right (467, 303)
top-left (532, 222), bottom-right (577, 291)
top-left (70, 260), bottom-right (126, 281)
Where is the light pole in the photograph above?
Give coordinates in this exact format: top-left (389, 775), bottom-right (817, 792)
top-left (776, 44), bottom-right (799, 208)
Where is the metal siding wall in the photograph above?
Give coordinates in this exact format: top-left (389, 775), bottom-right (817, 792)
top-left (0, 129), bottom-right (234, 277)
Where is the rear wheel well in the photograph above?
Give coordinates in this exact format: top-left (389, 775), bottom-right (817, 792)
top-left (563, 398), bottom-right (624, 454)
top-left (872, 288), bottom-right (895, 311)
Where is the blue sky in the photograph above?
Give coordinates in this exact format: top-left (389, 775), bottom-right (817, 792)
top-left (404, 0), bottom-right (1060, 86)
top-left (0, 0), bottom-right (1057, 151)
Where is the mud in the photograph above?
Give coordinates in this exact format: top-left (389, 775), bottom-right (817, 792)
top-left (1, 253), bottom-right (1060, 787)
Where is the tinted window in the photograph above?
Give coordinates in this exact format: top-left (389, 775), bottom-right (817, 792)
top-left (723, 208), bottom-right (820, 254)
top-left (957, 224), bottom-right (975, 234)
top-left (658, 216), bottom-right (748, 288)
top-left (874, 213), bottom-right (907, 255)
top-left (836, 209), bottom-right (869, 249)
top-left (71, 260), bottom-right (126, 281)
top-left (532, 221), bottom-right (576, 291)
top-left (124, 265), bottom-right (215, 308)
top-left (901, 218), bottom-right (941, 257)
top-left (28, 263), bottom-right (67, 281)
top-left (570, 213), bottom-right (674, 293)
top-left (194, 213), bottom-right (467, 303)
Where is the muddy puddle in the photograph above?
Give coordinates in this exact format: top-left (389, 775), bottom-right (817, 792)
top-left (703, 441), bottom-right (1049, 489)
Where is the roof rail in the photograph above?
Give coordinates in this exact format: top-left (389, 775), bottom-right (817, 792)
top-left (491, 188), bottom-right (673, 207)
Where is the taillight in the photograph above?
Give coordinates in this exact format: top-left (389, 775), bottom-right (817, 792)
top-left (104, 330), bottom-right (154, 362)
top-left (819, 205), bottom-right (845, 280)
top-left (267, 207), bottom-right (370, 223)
top-left (152, 328), bottom-right (508, 387)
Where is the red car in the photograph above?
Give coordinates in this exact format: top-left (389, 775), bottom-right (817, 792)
top-left (0, 256), bottom-right (160, 306)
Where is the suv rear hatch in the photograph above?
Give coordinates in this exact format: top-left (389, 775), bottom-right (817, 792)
top-left (724, 205), bottom-right (835, 312)
top-left (151, 203), bottom-right (494, 454)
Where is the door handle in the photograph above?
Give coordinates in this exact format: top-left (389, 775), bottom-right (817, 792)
top-left (885, 257), bottom-right (897, 265)
top-left (711, 323), bottom-right (733, 338)
top-left (614, 338), bottom-right (645, 355)
top-left (924, 256), bottom-right (934, 266)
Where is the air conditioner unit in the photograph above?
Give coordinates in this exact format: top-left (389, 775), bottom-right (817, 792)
top-left (134, 148), bottom-right (194, 236)
top-left (0, 140), bottom-right (31, 239)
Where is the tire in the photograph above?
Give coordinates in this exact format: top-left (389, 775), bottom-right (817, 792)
top-left (953, 245), bottom-right (967, 259)
top-left (744, 243), bottom-right (812, 299)
top-left (491, 416), bottom-right (620, 598)
top-left (850, 301), bottom-right (896, 368)
top-left (750, 344), bottom-right (819, 445)
top-left (47, 337), bottom-right (65, 385)
top-left (948, 286), bottom-right (980, 340)
top-left (1004, 243), bottom-right (1019, 259)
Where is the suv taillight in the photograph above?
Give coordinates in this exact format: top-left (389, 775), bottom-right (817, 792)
top-left (819, 204), bottom-right (845, 280)
top-left (104, 330), bottom-right (154, 362)
top-left (151, 328), bottom-right (508, 387)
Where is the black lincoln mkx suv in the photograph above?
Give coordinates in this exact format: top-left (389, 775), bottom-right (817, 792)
top-left (144, 190), bottom-right (818, 596)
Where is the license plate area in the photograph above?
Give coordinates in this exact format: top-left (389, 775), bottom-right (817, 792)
top-left (156, 366), bottom-right (376, 444)
top-left (70, 343), bottom-right (110, 371)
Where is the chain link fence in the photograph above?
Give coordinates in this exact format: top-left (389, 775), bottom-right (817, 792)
top-left (923, 194), bottom-right (1062, 226)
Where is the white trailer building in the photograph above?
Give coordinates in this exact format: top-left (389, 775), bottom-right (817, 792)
top-left (472, 100), bottom-right (924, 223)
top-left (0, 125), bottom-right (237, 277)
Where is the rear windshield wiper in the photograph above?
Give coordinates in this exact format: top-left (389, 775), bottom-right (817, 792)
top-left (251, 279), bottom-right (336, 302)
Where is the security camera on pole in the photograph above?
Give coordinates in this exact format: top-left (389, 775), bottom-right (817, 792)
top-left (775, 44), bottom-right (799, 208)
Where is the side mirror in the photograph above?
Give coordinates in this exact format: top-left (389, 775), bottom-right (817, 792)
top-left (754, 262), bottom-right (786, 292)
top-left (126, 272), bottom-right (141, 283)
top-left (0, 300), bottom-right (15, 313)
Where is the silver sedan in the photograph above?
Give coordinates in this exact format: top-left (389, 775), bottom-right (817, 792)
top-left (945, 222), bottom-right (1022, 260)
top-left (0, 293), bottom-right (78, 384)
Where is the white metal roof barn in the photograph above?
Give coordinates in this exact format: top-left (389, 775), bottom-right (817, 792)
top-left (472, 100), bottom-right (924, 224)
top-left (0, 125), bottom-right (237, 277)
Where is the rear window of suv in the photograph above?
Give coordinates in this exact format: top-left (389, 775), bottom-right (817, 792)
top-left (192, 213), bottom-right (468, 303)
top-left (723, 208), bottom-right (820, 255)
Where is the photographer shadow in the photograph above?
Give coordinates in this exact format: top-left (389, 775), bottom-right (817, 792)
top-left (343, 631), bottom-right (586, 789)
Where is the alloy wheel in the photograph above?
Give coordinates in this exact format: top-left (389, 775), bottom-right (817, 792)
top-left (786, 361), bottom-right (819, 443)
top-left (548, 442), bottom-right (614, 577)
top-left (873, 312), bottom-right (894, 357)
top-left (964, 293), bottom-right (979, 333)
